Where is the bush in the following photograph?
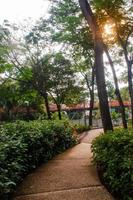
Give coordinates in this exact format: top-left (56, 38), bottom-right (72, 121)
top-left (52, 112), bottom-right (69, 120)
top-left (92, 129), bottom-right (133, 200)
top-left (74, 124), bottom-right (90, 134)
top-left (0, 119), bottom-right (76, 199)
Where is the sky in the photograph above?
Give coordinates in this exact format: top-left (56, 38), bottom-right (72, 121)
top-left (0, 0), bottom-right (50, 24)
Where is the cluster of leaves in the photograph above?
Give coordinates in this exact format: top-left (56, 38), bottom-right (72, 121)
top-left (92, 129), bottom-right (133, 200)
top-left (0, 80), bottom-right (45, 121)
top-left (74, 123), bottom-right (90, 134)
top-left (111, 111), bottom-right (121, 124)
top-left (0, 119), bottom-right (76, 198)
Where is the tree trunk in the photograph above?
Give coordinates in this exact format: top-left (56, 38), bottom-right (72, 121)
top-left (89, 90), bottom-right (94, 127)
top-left (95, 39), bottom-right (113, 131)
top-left (117, 34), bottom-right (133, 126)
top-left (79, 0), bottom-right (113, 132)
top-left (86, 67), bottom-right (95, 128)
top-left (83, 102), bottom-right (87, 126)
top-left (128, 63), bottom-right (133, 126)
top-left (123, 47), bottom-right (133, 126)
top-left (57, 104), bottom-right (62, 120)
top-left (41, 91), bottom-right (51, 120)
top-left (104, 45), bottom-right (127, 129)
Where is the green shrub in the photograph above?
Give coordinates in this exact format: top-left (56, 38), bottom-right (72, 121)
top-left (74, 124), bottom-right (90, 134)
top-left (0, 120), bottom-right (76, 199)
top-left (52, 112), bottom-right (69, 120)
top-left (92, 128), bottom-right (133, 200)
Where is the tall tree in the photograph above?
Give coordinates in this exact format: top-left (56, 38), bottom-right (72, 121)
top-left (1, 22), bottom-right (53, 120)
top-left (84, 66), bottom-right (95, 127)
top-left (116, 22), bottom-right (133, 125)
top-left (49, 0), bottom-right (98, 127)
top-left (74, 58), bottom-right (95, 127)
top-left (104, 45), bottom-right (127, 128)
top-left (92, 0), bottom-right (132, 126)
top-left (48, 53), bottom-right (78, 120)
top-left (78, 0), bottom-right (113, 131)
top-left (49, 0), bottom-right (128, 129)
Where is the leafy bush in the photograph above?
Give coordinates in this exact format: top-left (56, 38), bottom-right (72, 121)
top-left (128, 119), bottom-right (132, 127)
top-left (74, 124), bottom-right (90, 134)
top-left (92, 129), bottom-right (133, 200)
top-left (0, 120), bottom-right (76, 199)
top-left (52, 112), bottom-right (69, 120)
top-left (111, 111), bottom-right (121, 124)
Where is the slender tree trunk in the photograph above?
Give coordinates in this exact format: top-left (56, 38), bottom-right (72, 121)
top-left (49, 93), bottom-right (62, 120)
top-left (57, 104), bottom-right (62, 120)
top-left (104, 45), bottom-right (127, 129)
top-left (83, 102), bottom-right (87, 126)
top-left (123, 47), bottom-right (133, 126)
top-left (128, 63), bottom-right (133, 126)
top-left (79, 0), bottom-right (113, 132)
top-left (116, 33), bottom-right (133, 126)
top-left (41, 91), bottom-right (51, 120)
top-left (86, 67), bottom-right (95, 128)
top-left (89, 89), bottom-right (94, 127)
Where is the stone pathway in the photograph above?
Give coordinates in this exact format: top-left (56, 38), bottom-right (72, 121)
top-left (13, 129), bottom-right (114, 200)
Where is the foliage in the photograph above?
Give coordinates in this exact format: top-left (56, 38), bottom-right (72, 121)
top-left (0, 80), bottom-right (44, 121)
top-left (111, 111), bottom-right (121, 124)
top-left (0, 120), bottom-right (76, 198)
top-left (92, 129), bottom-right (133, 200)
top-left (0, 82), bottom-right (19, 112)
top-left (74, 123), bottom-right (90, 134)
top-left (93, 109), bottom-right (101, 119)
top-left (120, 87), bottom-right (130, 101)
top-left (49, 0), bottom-right (95, 85)
top-left (48, 53), bottom-right (80, 106)
top-left (52, 111), bottom-right (69, 120)
top-left (106, 81), bottom-right (115, 101)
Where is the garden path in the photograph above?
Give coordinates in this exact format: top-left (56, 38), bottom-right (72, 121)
top-left (13, 129), bottom-right (114, 200)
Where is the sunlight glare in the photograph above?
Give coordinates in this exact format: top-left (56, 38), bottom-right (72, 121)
top-left (102, 21), bottom-right (116, 42)
top-left (104, 23), bottom-right (114, 35)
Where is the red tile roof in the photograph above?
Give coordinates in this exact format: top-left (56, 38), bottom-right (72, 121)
top-left (49, 101), bottom-right (131, 112)
top-left (0, 101), bottom-right (131, 114)
top-left (108, 101), bottom-right (131, 107)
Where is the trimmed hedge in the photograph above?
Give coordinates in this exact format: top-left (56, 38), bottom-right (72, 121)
top-left (0, 120), bottom-right (76, 198)
top-left (92, 129), bottom-right (133, 200)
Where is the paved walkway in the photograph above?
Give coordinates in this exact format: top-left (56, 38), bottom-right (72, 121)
top-left (13, 129), bottom-right (114, 200)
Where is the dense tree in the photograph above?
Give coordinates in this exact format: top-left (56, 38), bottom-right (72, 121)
top-left (47, 53), bottom-right (80, 120)
top-left (0, 22), bottom-right (53, 119)
top-left (49, 0), bottom-right (96, 127)
top-left (0, 80), bottom-right (43, 120)
top-left (0, 21), bottom-right (83, 120)
top-left (0, 81), bottom-right (19, 119)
